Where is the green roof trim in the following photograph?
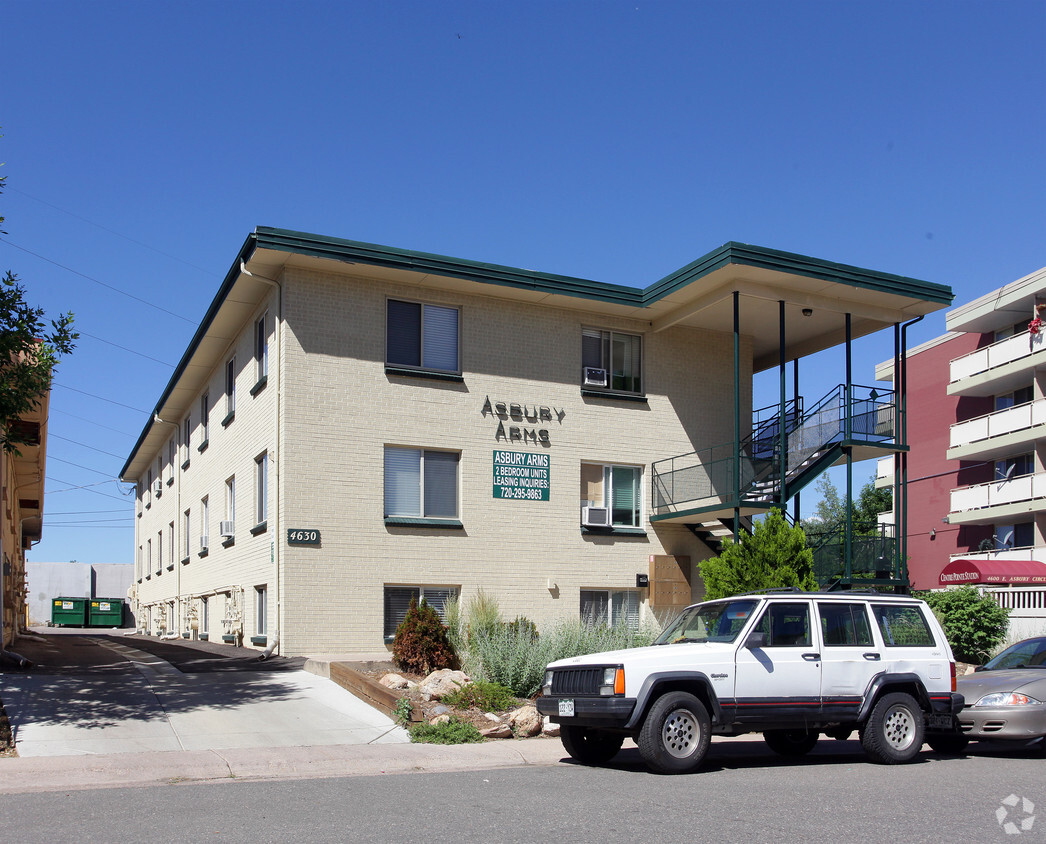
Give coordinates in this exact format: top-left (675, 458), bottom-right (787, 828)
top-left (120, 227), bottom-right (953, 479)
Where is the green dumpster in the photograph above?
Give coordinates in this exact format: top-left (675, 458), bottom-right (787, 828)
top-left (51, 597), bottom-right (87, 627)
top-left (88, 598), bottom-right (124, 627)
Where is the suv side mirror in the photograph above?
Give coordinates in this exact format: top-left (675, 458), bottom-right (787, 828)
top-left (745, 631), bottom-right (767, 649)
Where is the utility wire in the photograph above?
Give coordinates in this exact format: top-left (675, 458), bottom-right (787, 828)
top-left (47, 455), bottom-right (118, 478)
top-left (48, 434), bottom-right (127, 460)
top-left (79, 330), bottom-right (177, 368)
top-left (46, 509), bottom-right (128, 515)
top-left (7, 186), bottom-right (216, 277)
top-left (50, 409), bottom-right (135, 437)
top-left (46, 477), bottom-right (132, 502)
top-left (0, 238), bottom-right (197, 324)
top-left (53, 383), bottom-right (150, 413)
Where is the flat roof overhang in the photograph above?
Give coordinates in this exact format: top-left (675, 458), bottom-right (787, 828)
top-left (946, 266), bottom-right (1046, 335)
top-left (120, 228), bottom-right (952, 480)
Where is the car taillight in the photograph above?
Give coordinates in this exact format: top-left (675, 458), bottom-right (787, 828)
top-left (950, 661), bottom-right (956, 692)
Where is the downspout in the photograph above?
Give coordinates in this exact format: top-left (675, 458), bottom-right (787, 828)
top-left (778, 300), bottom-right (787, 512)
top-left (899, 315), bottom-right (924, 591)
top-left (733, 291), bottom-right (741, 540)
top-left (241, 260), bottom-right (282, 658)
top-left (845, 313), bottom-right (853, 582)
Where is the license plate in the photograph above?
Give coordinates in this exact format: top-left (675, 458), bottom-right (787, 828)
top-left (927, 714), bottom-right (954, 730)
top-left (558, 699), bottom-right (575, 717)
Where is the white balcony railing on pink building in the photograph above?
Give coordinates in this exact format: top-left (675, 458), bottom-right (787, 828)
top-left (950, 472), bottom-right (1046, 514)
top-left (949, 330), bottom-right (1045, 383)
top-left (949, 398), bottom-right (1046, 449)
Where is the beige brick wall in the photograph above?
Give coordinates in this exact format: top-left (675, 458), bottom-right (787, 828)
top-left (131, 263), bottom-right (755, 656)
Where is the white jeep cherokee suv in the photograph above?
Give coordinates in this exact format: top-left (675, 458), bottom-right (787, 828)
top-left (537, 590), bottom-right (963, 774)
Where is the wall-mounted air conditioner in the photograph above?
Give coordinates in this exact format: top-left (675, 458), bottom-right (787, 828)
top-left (582, 506), bottom-right (610, 527)
top-left (583, 367), bottom-right (608, 387)
top-left (199, 536), bottom-right (209, 551)
top-left (219, 521), bottom-right (235, 538)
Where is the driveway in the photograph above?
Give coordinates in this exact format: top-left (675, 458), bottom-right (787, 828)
top-left (1, 632), bottom-right (409, 757)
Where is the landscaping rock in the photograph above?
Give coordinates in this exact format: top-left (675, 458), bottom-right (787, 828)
top-left (429, 714), bottom-right (451, 726)
top-left (483, 712), bottom-right (502, 724)
top-left (379, 673), bottom-right (415, 690)
top-left (480, 723), bottom-right (513, 739)
top-left (418, 668), bottom-right (470, 701)
top-left (542, 716), bottom-right (560, 737)
top-left (507, 705), bottom-right (542, 737)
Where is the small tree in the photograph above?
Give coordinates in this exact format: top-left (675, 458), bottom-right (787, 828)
top-left (700, 509), bottom-right (816, 600)
top-left (392, 597), bottom-right (458, 674)
top-left (920, 587), bottom-right (1009, 664)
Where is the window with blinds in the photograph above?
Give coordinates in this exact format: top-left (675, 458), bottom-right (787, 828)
top-left (581, 589), bottom-right (640, 630)
top-left (383, 586), bottom-right (458, 640)
top-left (581, 328), bottom-right (642, 394)
top-left (387, 299), bottom-right (460, 373)
top-left (580, 462), bottom-right (641, 527)
top-left (384, 447), bottom-right (459, 518)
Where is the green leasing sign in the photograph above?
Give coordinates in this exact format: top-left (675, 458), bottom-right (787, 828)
top-left (493, 450), bottom-right (550, 501)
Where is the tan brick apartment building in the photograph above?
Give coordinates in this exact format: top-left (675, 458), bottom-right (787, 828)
top-left (120, 228), bottom-right (951, 656)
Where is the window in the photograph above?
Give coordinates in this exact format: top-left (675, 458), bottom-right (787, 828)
top-left (752, 602), bottom-right (811, 647)
top-left (996, 453), bottom-right (1034, 481)
top-left (200, 598), bottom-right (209, 635)
top-left (819, 602), bottom-right (874, 646)
top-left (581, 590), bottom-right (640, 630)
top-left (255, 585), bottom-right (268, 636)
top-left (386, 299), bottom-right (460, 373)
top-left (255, 453), bottom-right (268, 525)
top-left (167, 438), bottom-right (176, 479)
top-left (200, 393), bottom-right (210, 446)
top-left (168, 522), bottom-right (175, 566)
top-left (225, 476), bottom-right (235, 523)
top-left (146, 469), bottom-right (153, 506)
top-left (255, 313), bottom-right (268, 382)
top-left (383, 586), bottom-right (457, 641)
top-left (225, 358), bottom-right (236, 419)
top-left (183, 509), bottom-right (191, 561)
top-left (157, 530), bottom-right (163, 573)
top-left (156, 456), bottom-right (163, 489)
top-left (136, 545), bottom-right (142, 580)
top-left (582, 328), bottom-right (642, 393)
top-left (580, 463), bottom-right (641, 528)
top-left (994, 522), bottom-right (1035, 550)
top-left (384, 447), bottom-right (459, 518)
top-left (995, 386), bottom-right (1034, 411)
top-left (183, 416), bottom-right (191, 465)
top-left (200, 496), bottom-right (209, 550)
top-left (873, 604), bottom-right (935, 647)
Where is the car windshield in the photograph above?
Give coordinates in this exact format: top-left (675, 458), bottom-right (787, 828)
top-left (982, 638), bottom-right (1046, 671)
top-left (654, 600), bottom-right (758, 645)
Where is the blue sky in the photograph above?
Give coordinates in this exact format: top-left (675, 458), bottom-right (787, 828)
top-left (4, 0), bottom-right (1043, 566)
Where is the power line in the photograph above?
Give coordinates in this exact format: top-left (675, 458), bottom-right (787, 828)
top-left (7, 186), bottom-right (217, 277)
top-left (50, 409), bottom-right (136, 437)
top-left (47, 455), bottom-right (118, 478)
top-left (53, 383), bottom-right (150, 413)
top-left (46, 477), bottom-right (132, 502)
top-left (49, 434), bottom-right (127, 460)
top-left (46, 509), bottom-right (128, 515)
top-left (0, 238), bottom-right (198, 324)
top-left (46, 524), bottom-right (133, 530)
top-left (48, 517), bottom-right (130, 524)
top-left (79, 330), bottom-right (176, 368)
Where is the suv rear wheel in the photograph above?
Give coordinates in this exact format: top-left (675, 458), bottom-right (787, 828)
top-left (637, 691), bottom-right (710, 774)
top-left (860, 692), bottom-right (925, 764)
top-left (764, 729), bottom-right (819, 757)
top-left (560, 726), bottom-right (625, 764)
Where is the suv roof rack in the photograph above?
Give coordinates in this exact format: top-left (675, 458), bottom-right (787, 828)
top-left (735, 587), bottom-right (803, 597)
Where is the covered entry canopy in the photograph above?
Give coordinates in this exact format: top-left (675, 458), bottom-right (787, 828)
top-left (939, 558), bottom-right (1046, 586)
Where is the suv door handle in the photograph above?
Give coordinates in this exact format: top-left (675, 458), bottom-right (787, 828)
top-left (863, 652), bottom-right (881, 661)
top-left (802, 652), bottom-right (820, 661)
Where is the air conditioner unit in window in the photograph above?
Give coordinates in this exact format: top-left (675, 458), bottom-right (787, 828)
top-left (583, 367), bottom-right (608, 387)
top-left (153, 481), bottom-right (163, 496)
top-left (582, 506), bottom-right (610, 527)
top-left (219, 521), bottom-right (234, 538)
top-left (199, 536), bottom-right (209, 551)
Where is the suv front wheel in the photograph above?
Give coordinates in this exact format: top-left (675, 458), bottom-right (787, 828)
top-left (860, 692), bottom-right (925, 764)
top-left (560, 725), bottom-right (625, 765)
top-left (637, 691), bottom-right (711, 774)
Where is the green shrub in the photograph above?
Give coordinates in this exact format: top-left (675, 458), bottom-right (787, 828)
top-left (409, 716), bottom-right (484, 745)
top-left (393, 696), bottom-right (414, 726)
top-left (466, 588), bottom-right (503, 639)
top-left (392, 597), bottom-right (458, 674)
top-left (919, 586), bottom-right (1009, 663)
top-left (442, 680), bottom-right (519, 711)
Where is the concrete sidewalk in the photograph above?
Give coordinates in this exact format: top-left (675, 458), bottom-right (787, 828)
top-left (0, 735), bottom-right (569, 794)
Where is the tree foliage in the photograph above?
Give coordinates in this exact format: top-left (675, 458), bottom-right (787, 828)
top-left (0, 141), bottom-right (77, 452)
top-left (392, 596), bottom-right (458, 674)
top-left (919, 586), bottom-right (1009, 664)
top-left (802, 473), bottom-right (890, 536)
top-left (700, 509), bottom-right (817, 600)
